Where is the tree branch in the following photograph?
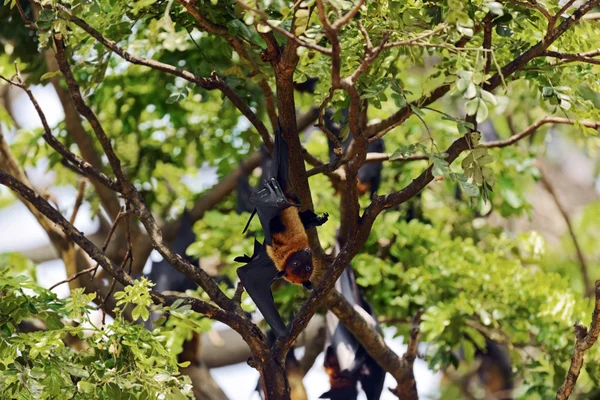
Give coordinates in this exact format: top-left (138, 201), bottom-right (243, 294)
top-left (540, 169), bottom-right (592, 297)
top-left (366, 0), bottom-right (599, 139)
top-left (0, 75), bottom-right (121, 192)
top-left (60, 9), bottom-right (272, 149)
top-left (556, 280), bottom-right (600, 400)
top-left (53, 37), bottom-right (237, 312)
top-left (0, 168), bottom-right (268, 358)
top-left (543, 49), bottom-right (600, 65)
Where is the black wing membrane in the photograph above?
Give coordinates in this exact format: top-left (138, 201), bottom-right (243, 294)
top-left (248, 177), bottom-right (298, 246)
top-left (144, 211), bottom-right (198, 329)
top-left (235, 240), bottom-right (289, 338)
top-left (243, 123), bottom-right (298, 244)
top-left (322, 263), bottom-right (385, 400)
top-left (236, 171), bottom-right (257, 215)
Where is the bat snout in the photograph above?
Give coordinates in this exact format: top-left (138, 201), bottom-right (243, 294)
top-left (284, 248), bottom-right (314, 284)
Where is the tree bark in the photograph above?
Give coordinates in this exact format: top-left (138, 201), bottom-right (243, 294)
top-left (260, 358), bottom-right (291, 400)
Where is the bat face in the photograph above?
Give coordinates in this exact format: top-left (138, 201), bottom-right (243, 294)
top-left (282, 248), bottom-right (313, 286)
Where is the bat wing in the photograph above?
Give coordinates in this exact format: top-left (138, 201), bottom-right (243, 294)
top-left (145, 211), bottom-right (198, 329)
top-left (236, 240), bottom-right (289, 338)
top-left (248, 178), bottom-right (298, 246)
top-left (242, 126), bottom-right (300, 243)
top-left (236, 171), bottom-right (256, 214)
top-left (271, 121), bottom-right (290, 191)
top-left (326, 266), bottom-right (363, 372)
top-left (358, 139), bottom-right (385, 198)
top-left (324, 264), bottom-right (385, 400)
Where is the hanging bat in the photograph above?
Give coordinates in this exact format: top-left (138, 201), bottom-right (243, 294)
top-left (320, 261), bottom-right (385, 400)
top-left (328, 134), bottom-right (386, 199)
top-left (235, 123), bottom-right (328, 337)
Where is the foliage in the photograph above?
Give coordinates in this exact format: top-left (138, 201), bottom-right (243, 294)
top-left (0, 269), bottom-right (194, 399)
top-left (1, 0), bottom-right (600, 398)
top-left (358, 215), bottom-right (600, 398)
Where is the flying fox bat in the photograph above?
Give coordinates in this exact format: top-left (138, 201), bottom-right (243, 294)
top-left (320, 260), bottom-right (385, 400)
top-left (328, 134), bottom-right (386, 199)
top-left (235, 124), bottom-right (329, 337)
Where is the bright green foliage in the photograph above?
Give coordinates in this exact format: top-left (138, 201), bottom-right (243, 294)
top-left (1, 0), bottom-right (600, 398)
top-left (0, 270), bottom-right (193, 399)
top-left (358, 215), bottom-right (600, 398)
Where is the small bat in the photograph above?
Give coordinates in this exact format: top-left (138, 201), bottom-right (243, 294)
top-left (320, 259), bottom-right (385, 400)
top-left (328, 134), bottom-right (386, 199)
top-left (235, 123), bottom-right (328, 336)
top-left (236, 170), bottom-right (257, 215)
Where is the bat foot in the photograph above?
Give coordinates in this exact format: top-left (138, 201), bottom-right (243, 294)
top-left (299, 210), bottom-right (329, 229)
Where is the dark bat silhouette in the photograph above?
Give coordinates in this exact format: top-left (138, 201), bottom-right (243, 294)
top-left (236, 145), bottom-right (272, 215)
top-left (235, 123), bottom-right (328, 337)
top-left (328, 135), bottom-right (386, 199)
top-left (320, 263), bottom-right (385, 400)
top-left (145, 211), bottom-right (198, 317)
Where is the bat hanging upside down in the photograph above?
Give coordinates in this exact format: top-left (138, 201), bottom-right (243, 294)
top-left (235, 122), bottom-right (329, 337)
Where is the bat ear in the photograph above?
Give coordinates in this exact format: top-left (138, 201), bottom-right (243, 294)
top-left (302, 281), bottom-right (313, 290)
top-left (275, 270), bottom-right (286, 279)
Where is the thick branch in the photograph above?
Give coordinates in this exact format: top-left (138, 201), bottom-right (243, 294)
top-left (53, 38), bottom-right (236, 311)
top-left (0, 168), bottom-right (268, 358)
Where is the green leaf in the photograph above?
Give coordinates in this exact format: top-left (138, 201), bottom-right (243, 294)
top-left (496, 24), bottom-right (513, 37)
top-left (460, 181), bottom-right (480, 197)
top-left (166, 93), bottom-right (187, 104)
top-left (410, 105), bottom-right (425, 117)
top-left (481, 90), bottom-right (497, 106)
top-left (463, 82), bottom-right (477, 99)
top-left (40, 71), bottom-right (62, 81)
top-left (465, 99), bottom-right (479, 116)
top-left (542, 86), bottom-right (554, 98)
top-left (485, 2), bottom-right (504, 16)
top-left (476, 101), bottom-right (489, 123)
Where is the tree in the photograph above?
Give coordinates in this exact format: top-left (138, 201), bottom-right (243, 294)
top-left (1, 0), bottom-right (600, 399)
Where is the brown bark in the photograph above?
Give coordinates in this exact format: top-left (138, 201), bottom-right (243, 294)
top-left (556, 281), bottom-right (600, 399)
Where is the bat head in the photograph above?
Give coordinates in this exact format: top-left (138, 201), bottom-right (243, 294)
top-left (281, 248), bottom-right (313, 287)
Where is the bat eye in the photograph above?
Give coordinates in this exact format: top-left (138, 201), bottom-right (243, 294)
top-left (305, 266), bottom-right (310, 272)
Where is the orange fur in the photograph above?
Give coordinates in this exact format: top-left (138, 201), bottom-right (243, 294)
top-left (356, 179), bottom-right (370, 195)
top-left (266, 206), bottom-right (310, 283)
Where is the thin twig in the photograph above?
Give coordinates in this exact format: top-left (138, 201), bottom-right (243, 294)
top-left (0, 75), bottom-right (121, 192)
top-left (540, 170), bottom-right (592, 297)
top-left (331, 0), bottom-right (364, 29)
top-left (543, 50), bottom-right (600, 65)
top-left (383, 23), bottom-right (448, 49)
top-left (237, 0), bottom-right (332, 56)
top-left (49, 264), bottom-right (100, 291)
top-left (233, 282), bottom-right (245, 305)
top-left (556, 280), bottom-right (600, 399)
top-left (69, 179), bottom-right (87, 224)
